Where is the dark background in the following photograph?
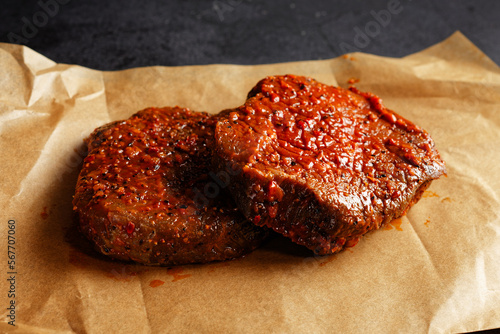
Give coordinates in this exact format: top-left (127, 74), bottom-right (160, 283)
top-left (1, 0), bottom-right (499, 70)
top-left (1, 1), bottom-right (499, 333)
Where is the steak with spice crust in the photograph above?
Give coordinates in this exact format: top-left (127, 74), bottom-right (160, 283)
top-left (214, 75), bottom-right (446, 255)
top-left (73, 107), bottom-right (267, 265)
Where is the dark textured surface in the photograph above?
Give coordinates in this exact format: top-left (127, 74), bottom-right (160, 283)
top-left (1, 1), bottom-right (498, 332)
top-left (1, 0), bottom-right (499, 70)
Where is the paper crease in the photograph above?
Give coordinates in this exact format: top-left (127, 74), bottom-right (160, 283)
top-left (1, 33), bottom-right (500, 333)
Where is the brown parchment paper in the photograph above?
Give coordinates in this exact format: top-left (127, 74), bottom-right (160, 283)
top-left (1, 31), bottom-right (500, 334)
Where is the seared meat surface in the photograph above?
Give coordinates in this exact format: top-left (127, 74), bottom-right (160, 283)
top-left (73, 107), bottom-right (267, 265)
top-left (214, 75), bottom-right (446, 255)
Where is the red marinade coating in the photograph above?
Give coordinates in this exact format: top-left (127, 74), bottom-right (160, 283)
top-left (214, 75), bottom-right (446, 255)
top-left (73, 107), bottom-right (267, 265)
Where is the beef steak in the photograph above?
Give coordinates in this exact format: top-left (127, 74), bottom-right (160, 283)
top-left (73, 107), bottom-right (267, 265)
top-left (214, 75), bottom-right (446, 255)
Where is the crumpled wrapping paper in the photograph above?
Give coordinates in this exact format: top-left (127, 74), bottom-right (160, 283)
top-left (1, 32), bottom-right (499, 333)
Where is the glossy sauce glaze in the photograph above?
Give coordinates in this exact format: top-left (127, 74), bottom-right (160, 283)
top-left (73, 107), bottom-right (267, 265)
top-left (215, 75), bottom-right (446, 255)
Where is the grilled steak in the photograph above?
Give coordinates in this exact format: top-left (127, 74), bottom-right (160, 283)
top-left (73, 107), bottom-right (267, 265)
top-left (214, 75), bottom-right (446, 255)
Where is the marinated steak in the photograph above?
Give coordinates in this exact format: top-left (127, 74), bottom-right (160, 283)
top-left (73, 107), bottom-right (267, 265)
top-left (214, 75), bottom-right (446, 255)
